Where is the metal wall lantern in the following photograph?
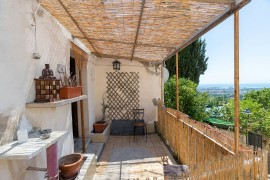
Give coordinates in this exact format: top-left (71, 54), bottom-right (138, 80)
top-left (113, 60), bottom-right (121, 71)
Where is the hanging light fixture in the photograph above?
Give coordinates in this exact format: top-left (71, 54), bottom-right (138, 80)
top-left (32, 16), bottom-right (41, 59)
top-left (112, 60), bottom-right (121, 71)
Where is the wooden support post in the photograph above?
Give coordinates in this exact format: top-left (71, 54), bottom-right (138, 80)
top-left (161, 64), bottom-right (164, 106)
top-left (234, 11), bottom-right (240, 154)
top-left (176, 52), bottom-right (179, 114)
top-left (79, 70), bottom-right (86, 153)
top-left (252, 154), bottom-right (256, 179)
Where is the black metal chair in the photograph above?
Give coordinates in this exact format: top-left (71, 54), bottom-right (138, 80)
top-left (132, 109), bottom-right (147, 142)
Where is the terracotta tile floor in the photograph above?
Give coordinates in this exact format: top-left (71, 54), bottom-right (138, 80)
top-left (93, 134), bottom-right (177, 180)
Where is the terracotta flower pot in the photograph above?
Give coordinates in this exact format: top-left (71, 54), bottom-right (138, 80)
top-left (93, 121), bottom-right (108, 133)
top-left (59, 153), bottom-right (83, 179)
top-left (60, 86), bottom-right (82, 99)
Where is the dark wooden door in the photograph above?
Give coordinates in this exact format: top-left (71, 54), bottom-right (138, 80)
top-left (70, 57), bottom-right (79, 138)
top-left (248, 132), bottom-right (262, 149)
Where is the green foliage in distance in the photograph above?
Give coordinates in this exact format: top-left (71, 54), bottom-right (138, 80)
top-left (206, 96), bottom-right (228, 108)
top-left (242, 89), bottom-right (270, 136)
top-left (243, 88), bottom-right (270, 110)
top-left (165, 39), bottom-right (208, 84)
top-left (164, 76), bottom-right (209, 121)
top-left (211, 89), bottom-right (270, 137)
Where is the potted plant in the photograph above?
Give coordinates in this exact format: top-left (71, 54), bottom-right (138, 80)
top-left (59, 153), bottom-right (83, 179)
top-left (93, 98), bottom-right (109, 133)
top-left (59, 73), bottom-right (82, 99)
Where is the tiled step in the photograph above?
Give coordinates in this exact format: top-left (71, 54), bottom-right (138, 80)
top-left (74, 137), bottom-right (91, 153)
top-left (86, 142), bottom-right (104, 161)
top-left (76, 142), bottom-right (105, 180)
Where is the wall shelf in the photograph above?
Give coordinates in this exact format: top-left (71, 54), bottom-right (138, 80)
top-left (0, 131), bottom-right (67, 160)
top-left (26, 95), bottom-right (87, 108)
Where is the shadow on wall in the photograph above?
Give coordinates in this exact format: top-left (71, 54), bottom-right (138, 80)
top-left (0, 107), bottom-right (22, 146)
top-left (0, 114), bottom-right (8, 144)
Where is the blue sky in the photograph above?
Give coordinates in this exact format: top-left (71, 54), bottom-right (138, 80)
top-left (200, 0), bottom-right (270, 84)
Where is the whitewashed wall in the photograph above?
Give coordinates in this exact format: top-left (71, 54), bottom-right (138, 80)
top-left (94, 58), bottom-right (161, 133)
top-left (0, 0), bottom-right (94, 179)
top-left (0, 0), bottom-right (161, 179)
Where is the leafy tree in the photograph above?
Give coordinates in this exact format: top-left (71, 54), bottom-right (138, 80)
top-left (206, 96), bottom-right (227, 108)
top-left (242, 89), bottom-right (270, 136)
top-left (165, 39), bottom-right (208, 84)
top-left (209, 106), bottom-right (223, 119)
top-left (218, 94), bottom-right (270, 136)
top-left (243, 89), bottom-right (270, 110)
top-left (164, 76), bottom-right (209, 121)
top-left (240, 99), bottom-right (267, 134)
top-left (261, 112), bottom-right (270, 137)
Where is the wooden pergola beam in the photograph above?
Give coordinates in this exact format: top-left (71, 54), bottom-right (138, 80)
top-left (191, 0), bottom-right (235, 3)
top-left (91, 52), bottom-right (149, 62)
top-left (159, 0), bottom-right (250, 65)
top-left (74, 36), bottom-right (175, 50)
top-left (57, 0), bottom-right (99, 55)
top-left (131, 0), bottom-right (146, 61)
top-left (234, 11), bottom-right (240, 154)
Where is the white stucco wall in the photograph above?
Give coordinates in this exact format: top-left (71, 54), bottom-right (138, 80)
top-left (85, 55), bottom-right (98, 134)
top-left (94, 58), bottom-right (161, 132)
top-left (0, 0), bottom-right (95, 179)
top-left (0, 0), bottom-right (161, 179)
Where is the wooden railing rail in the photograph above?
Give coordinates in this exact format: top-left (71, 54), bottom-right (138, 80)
top-left (157, 107), bottom-right (268, 179)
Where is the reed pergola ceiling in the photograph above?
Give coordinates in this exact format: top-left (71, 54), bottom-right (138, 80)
top-left (39, 0), bottom-right (249, 63)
